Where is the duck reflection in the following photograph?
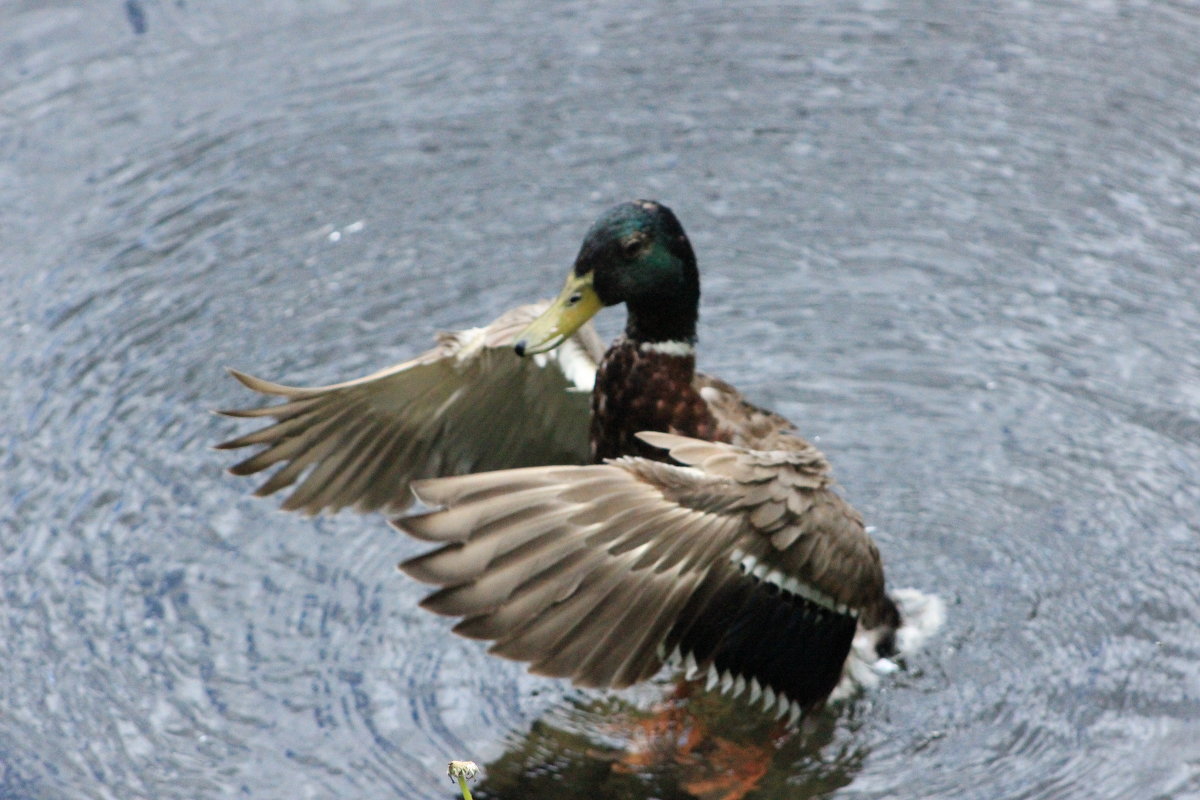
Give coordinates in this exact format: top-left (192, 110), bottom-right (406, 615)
top-left (470, 687), bottom-right (868, 800)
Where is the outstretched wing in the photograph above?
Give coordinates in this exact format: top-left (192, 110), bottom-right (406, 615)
top-left (216, 302), bottom-right (603, 515)
top-left (397, 431), bottom-right (891, 720)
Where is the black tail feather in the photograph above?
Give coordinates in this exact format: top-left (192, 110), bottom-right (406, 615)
top-left (668, 569), bottom-right (857, 712)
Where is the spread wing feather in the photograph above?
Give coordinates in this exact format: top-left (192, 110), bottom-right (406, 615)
top-left (395, 433), bottom-right (889, 697)
top-left (216, 302), bottom-right (603, 515)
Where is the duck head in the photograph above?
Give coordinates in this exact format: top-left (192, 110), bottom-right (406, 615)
top-left (514, 200), bottom-right (700, 356)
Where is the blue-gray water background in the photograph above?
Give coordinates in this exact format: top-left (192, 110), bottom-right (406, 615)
top-left (2, 1), bottom-right (1199, 798)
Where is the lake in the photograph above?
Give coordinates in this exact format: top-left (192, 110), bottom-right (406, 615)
top-left (2, 1), bottom-right (1198, 798)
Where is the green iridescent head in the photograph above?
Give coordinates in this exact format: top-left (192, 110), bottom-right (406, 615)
top-left (515, 200), bottom-right (701, 355)
top-left (573, 200), bottom-right (699, 313)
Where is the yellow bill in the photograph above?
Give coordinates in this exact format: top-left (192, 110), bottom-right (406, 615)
top-left (514, 272), bottom-right (604, 356)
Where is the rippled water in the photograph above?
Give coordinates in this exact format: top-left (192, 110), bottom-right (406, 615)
top-left (3, 1), bottom-right (1199, 798)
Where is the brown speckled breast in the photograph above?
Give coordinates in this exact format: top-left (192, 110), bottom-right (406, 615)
top-left (590, 337), bottom-right (729, 463)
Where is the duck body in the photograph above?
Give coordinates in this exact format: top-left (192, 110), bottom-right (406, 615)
top-left (590, 337), bottom-right (725, 462)
top-left (586, 322), bottom-right (872, 709)
top-left (218, 200), bottom-right (940, 724)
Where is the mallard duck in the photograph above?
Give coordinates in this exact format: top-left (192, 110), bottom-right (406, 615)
top-left (218, 200), bottom-right (941, 724)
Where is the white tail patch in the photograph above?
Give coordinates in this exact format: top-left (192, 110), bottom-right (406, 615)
top-left (661, 589), bottom-right (937, 728)
top-left (831, 588), bottom-right (945, 702)
top-left (892, 587), bottom-right (946, 655)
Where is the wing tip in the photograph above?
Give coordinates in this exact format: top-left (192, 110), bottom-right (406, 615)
top-left (212, 431), bottom-right (253, 449)
top-left (215, 367), bottom-right (293, 418)
top-left (228, 460), bottom-right (262, 478)
top-left (635, 430), bottom-right (714, 450)
top-left (394, 553), bottom-right (458, 589)
top-left (634, 431), bottom-right (719, 464)
top-left (225, 366), bottom-right (305, 397)
top-left (213, 406), bottom-right (262, 419)
top-left (391, 509), bottom-right (446, 543)
top-left (396, 549), bottom-right (440, 584)
top-left (226, 367), bottom-right (262, 390)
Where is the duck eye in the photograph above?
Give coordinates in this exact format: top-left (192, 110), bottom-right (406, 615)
top-left (621, 236), bottom-right (646, 258)
top-left (566, 292), bottom-right (583, 306)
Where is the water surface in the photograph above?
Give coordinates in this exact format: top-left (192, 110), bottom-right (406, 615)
top-left (2, 2), bottom-right (1199, 798)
